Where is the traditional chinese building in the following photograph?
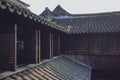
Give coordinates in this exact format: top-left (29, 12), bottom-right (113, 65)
top-left (41, 5), bottom-right (120, 80)
top-left (0, 0), bottom-right (66, 71)
top-left (0, 0), bottom-right (92, 80)
top-left (0, 0), bottom-right (120, 79)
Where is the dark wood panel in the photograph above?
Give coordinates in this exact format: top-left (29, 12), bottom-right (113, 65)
top-left (66, 54), bottom-right (120, 70)
top-left (24, 31), bottom-right (37, 64)
top-left (65, 33), bottom-right (120, 55)
top-left (0, 34), bottom-right (16, 71)
top-left (53, 34), bottom-right (59, 56)
top-left (41, 32), bottom-right (52, 60)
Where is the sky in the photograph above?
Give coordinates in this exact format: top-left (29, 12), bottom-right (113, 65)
top-left (21, 0), bottom-right (120, 15)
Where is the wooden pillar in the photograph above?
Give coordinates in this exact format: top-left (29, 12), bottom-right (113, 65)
top-left (38, 30), bottom-right (41, 62)
top-left (35, 30), bottom-right (41, 63)
top-left (35, 30), bottom-right (38, 63)
top-left (14, 24), bottom-right (17, 71)
top-left (50, 33), bottom-right (53, 59)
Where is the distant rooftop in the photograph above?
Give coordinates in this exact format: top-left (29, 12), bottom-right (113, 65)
top-left (40, 5), bottom-right (71, 19)
top-left (40, 5), bottom-right (120, 34)
top-left (40, 5), bottom-right (120, 18)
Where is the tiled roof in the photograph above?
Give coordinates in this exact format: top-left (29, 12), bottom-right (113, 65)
top-left (52, 5), bottom-right (71, 17)
top-left (40, 7), bottom-right (53, 20)
top-left (0, 0), bottom-right (67, 32)
top-left (52, 13), bottom-right (120, 34)
top-left (1, 56), bottom-right (91, 80)
top-left (9, 0), bottom-right (30, 8)
top-left (41, 5), bottom-right (120, 34)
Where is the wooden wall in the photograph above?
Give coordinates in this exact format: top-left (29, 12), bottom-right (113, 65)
top-left (41, 32), bottom-right (53, 60)
top-left (24, 30), bottom-right (39, 64)
top-left (60, 34), bottom-right (68, 54)
top-left (0, 8), bottom-right (62, 71)
top-left (64, 33), bottom-right (120, 70)
top-left (66, 33), bottom-right (120, 55)
top-left (67, 54), bottom-right (120, 70)
top-left (53, 34), bottom-right (60, 56)
top-left (17, 24), bottom-right (37, 64)
top-left (0, 24), bottom-right (17, 71)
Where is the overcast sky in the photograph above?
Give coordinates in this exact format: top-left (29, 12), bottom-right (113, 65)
top-left (21, 0), bottom-right (120, 15)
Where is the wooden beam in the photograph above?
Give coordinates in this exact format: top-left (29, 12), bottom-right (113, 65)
top-left (35, 30), bottom-right (41, 63)
top-left (38, 30), bottom-right (41, 62)
top-left (58, 34), bottom-right (61, 55)
top-left (49, 33), bottom-right (53, 59)
top-left (14, 24), bottom-right (17, 71)
top-left (35, 30), bottom-right (38, 63)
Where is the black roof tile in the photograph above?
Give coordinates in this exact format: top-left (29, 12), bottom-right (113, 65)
top-left (40, 5), bottom-right (120, 34)
top-left (52, 14), bottom-right (120, 33)
top-left (52, 5), bottom-right (71, 17)
top-left (1, 56), bottom-right (91, 80)
top-left (40, 7), bottom-right (53, 20)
